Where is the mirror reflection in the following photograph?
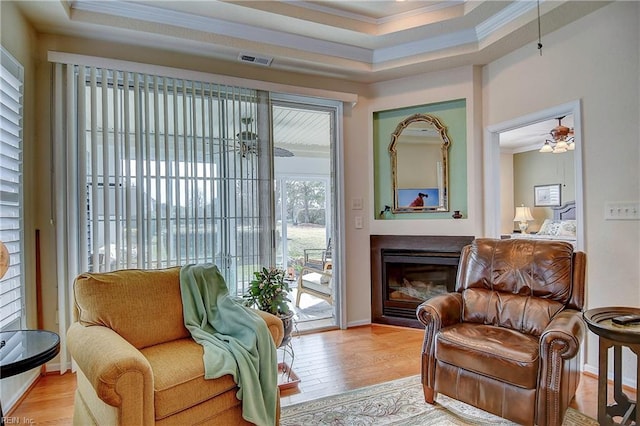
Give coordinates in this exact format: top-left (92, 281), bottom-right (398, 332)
top-left (389, 113), bottom-right (451, 213)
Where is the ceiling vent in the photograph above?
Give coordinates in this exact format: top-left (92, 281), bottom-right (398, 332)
top-left (238, 53), bottom-right (273, 67)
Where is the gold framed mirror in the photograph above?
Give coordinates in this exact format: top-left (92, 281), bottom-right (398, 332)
top-left (389, 113), bottom-right (451, 213)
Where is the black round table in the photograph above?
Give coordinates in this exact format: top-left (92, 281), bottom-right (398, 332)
top-left (0, 329), bottom-right (60, 424)
top-left (584, 307), bottom-right (640, 426)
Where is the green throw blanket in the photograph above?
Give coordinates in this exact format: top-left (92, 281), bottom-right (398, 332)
top-left (180, 264), bottom-right (278, 426)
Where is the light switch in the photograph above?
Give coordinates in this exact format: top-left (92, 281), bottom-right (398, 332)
top-left (604, 201), bottom-right (640, 220)
top-left (354, 215), bottom-right (363, 229)
top-left (351, 197), bottom-right (363, 210)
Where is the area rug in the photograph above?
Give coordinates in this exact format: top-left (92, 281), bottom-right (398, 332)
top-left (280, 375), bottom-right (598, 425)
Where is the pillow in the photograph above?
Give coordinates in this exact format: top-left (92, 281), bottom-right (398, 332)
top-left (537, 219), bottom-right (577, 237)
top-left (558, 220), bottom-right (577, 237)
top-left (537, 219), bottom-right (561, 236)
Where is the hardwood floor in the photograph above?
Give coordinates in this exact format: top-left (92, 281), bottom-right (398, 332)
top-left (6, 324), bottom-right (621, 424)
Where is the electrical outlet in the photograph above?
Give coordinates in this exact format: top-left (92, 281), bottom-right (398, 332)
top-left (604, 202), bottom-right (640, 220)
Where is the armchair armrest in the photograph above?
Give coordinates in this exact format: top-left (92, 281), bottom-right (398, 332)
top-left (252, 309), bottom-right (284, 347)
top-left (67, 322), bottom-right (155, 425)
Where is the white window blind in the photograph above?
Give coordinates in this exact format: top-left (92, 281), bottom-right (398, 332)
top-left (55, 64), bottom-right (273, 296)
top-left (0, 47), bottom-right (25, 330)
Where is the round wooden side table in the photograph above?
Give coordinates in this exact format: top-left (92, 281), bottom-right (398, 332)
top-left (584, 307), bottom-right (640, 426)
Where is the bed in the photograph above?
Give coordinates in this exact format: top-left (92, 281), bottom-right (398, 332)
top-left (510, 201), bottom-right (577, 247)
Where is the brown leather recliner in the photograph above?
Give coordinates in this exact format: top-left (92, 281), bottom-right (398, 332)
top-left (417, 238), bottom-right (586, 426)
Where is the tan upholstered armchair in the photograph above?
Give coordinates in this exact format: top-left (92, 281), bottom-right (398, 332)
top-left (67, 267), bottom-right (284, 426)
top-left (417, 238), bottom-right (586, 426)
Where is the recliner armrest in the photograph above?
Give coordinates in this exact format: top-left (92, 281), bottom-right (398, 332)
top-left (416, 293), bottom-right (463, 329)
top-left (540, 309), bottom-right (585, 360)
top-left (416, 293), bottom-right (462, 392)
top-left (537, 309), bottom-right (586, 425)
top-left (67, 322), bottom-right (155, 425)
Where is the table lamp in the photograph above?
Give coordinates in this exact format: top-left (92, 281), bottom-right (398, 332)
top-left (513, 205), bottom-right (534, 234)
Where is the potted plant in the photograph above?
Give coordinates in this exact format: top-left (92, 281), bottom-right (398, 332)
top-left (243, 267), bottom-right (294, 347)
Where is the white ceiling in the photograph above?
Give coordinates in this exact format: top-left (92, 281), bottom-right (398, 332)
top-left (16, 0), bottom-right (609, 83)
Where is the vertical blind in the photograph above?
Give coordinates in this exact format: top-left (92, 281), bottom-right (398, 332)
top-left (55, 63), bottom-right (273, 295)
top-left (0, 47), bottom-right (24, 330)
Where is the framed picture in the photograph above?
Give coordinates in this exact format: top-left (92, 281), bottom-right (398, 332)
top-left (534, 184), bottom-right (561, 207)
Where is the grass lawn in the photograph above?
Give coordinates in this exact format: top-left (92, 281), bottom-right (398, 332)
top-left (283, 224), bottom-right (328, 267)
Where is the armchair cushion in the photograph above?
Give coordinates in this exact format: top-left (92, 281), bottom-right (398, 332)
top-left (73, 267), bottom-right (189, 349)
top-left (140, 338), bottom-right (237, 420)
top-left (301, 272), bottom-right (332, 295)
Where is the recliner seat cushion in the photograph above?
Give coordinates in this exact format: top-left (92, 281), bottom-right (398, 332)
top-left (436, 323), bottom-right (540, 389)
top-left (140, 338), bottom-right (238, 420)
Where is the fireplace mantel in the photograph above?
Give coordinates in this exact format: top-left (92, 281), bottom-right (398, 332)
top-left (370, 235), bottom-right (474, 328)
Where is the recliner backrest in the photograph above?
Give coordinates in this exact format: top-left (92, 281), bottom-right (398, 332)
top-left (456, 238), bottom-right (576, 336)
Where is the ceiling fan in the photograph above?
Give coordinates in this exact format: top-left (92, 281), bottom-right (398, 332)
top-left (539, 116), bottom-right (575, 153)
top-left (236, 117), bottom-right (294, 158)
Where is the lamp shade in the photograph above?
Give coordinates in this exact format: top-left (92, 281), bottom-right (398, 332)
top-left (539, 142), bottom-right (553, 153)
top-left (513, 206), bottom-right (534, 222)
top-left (0, 241), bottom-right (9, 279)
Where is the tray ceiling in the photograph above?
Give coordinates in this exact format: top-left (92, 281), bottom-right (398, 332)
top-left (16, 0), bottom-right (609, 83)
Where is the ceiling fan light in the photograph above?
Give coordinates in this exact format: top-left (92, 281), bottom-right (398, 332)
top-left (539, 142), bottom-right (553, 153)
top-left (567, 141), bottom-right (575, 150)
top-left (554, 140), bottom-right (569, 150)
top-left (553, 146), bottom-right (567, 154)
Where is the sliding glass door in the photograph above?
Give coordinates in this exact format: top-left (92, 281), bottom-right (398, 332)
top-left (271, 99), bottom-right (339, 331)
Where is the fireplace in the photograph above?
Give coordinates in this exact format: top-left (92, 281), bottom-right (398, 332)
top-left (371, 235), bottom-right (474, 328)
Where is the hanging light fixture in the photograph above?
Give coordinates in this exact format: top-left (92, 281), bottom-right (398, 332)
top-left (539, 116), bottom-right (575, 154)
top-left (236, 117), bottom-right (294, 158)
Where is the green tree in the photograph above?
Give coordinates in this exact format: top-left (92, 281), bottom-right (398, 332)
top-left (287, 180), bottom-right (325, 225)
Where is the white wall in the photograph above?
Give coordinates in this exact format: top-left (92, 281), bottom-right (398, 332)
top-left (500, 153), bottom-right (515, 234)
top-left (483, 1), bottom-right (640, 384)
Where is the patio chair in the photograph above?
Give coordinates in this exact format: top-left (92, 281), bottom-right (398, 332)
top-left (296, 239), bottom-right (333, 306)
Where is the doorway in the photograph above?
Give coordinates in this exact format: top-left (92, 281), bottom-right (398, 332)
top-left (484, 101), bottom-right (584, 251)
top-left (271, 98), bottom-right (339, 332)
